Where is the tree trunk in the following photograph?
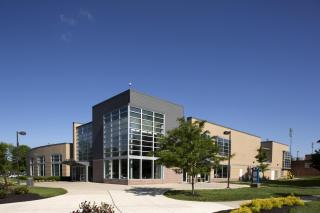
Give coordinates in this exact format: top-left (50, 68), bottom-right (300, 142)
top-left (191, 175), bottom-right (195, 196)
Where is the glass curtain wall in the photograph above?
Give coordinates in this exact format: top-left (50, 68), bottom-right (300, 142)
top-left (77, 123), bottom-right (92, 161)
top-left (103, 105), bottom-right (164, 180)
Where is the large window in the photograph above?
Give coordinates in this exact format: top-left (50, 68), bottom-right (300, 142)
top-left (77, 123), bottom-right (92, 161)
top-left (37, 156), bottom-right (45, 176)
top-left (283, 151), bottom-right (291, 169)
top-left (51, 154), bottom-right (62, 176)
top-left (103, 106), bottom-right (128, 158)
top-left (215, 165), bottom-right (229, 178)
top-left (216, 137), bottom-right (230, 157)
top-left (103, 105), bottom-right (164, 180)
top-left (129, 106), bottom-right (164, 157)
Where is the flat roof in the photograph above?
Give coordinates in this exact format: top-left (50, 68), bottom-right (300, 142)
top-left (188, 116), bottom-right (261, 138)
top-left (92, 89), bottom-right (184, 109)
top-left (262, 140), bottom-right (289, 147)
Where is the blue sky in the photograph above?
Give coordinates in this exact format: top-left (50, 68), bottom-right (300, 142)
top-left (0, 0), bottom-right (319, 157)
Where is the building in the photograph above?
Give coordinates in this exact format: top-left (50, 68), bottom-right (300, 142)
top-left (291, 154), bottom-right (320, 177)
top-left (27, 143), bottom-right (72, 177)
top-left (27, 89), bottom-right (291, 183)
top-left (261, 141), bottom-right (291, 179)
top-left (187, 117), bottom-right (261, 181)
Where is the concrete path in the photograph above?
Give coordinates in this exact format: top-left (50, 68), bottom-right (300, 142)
top-left (0, 182), bottom-right (248, 213)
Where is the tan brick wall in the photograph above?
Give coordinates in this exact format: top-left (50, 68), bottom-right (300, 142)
top-left (190, 118), bottom-right (261, 181)
top-left (262, 141), bottom-right (289, 180)
top-left (163, 167), bottom-right (183, 183)
top-left (28, 143), bottom-right (71, 177)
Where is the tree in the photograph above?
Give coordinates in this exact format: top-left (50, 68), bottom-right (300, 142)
top-left (310, 149), bottom-right (320, 171)
top-left (155, 118), bottom-right (220, 195)
top-left (255, 147), bottom-right (269, 180)
top-left (0, 142), bottom-right (14, 185)
top-left (11, 145), bottom-right (31, 174)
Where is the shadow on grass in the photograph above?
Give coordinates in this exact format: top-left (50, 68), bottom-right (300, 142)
top-left (125, 187), bottom-right (173, 196)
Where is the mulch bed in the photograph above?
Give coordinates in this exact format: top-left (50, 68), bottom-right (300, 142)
top-left (0, 193), bottom-right (43, 204)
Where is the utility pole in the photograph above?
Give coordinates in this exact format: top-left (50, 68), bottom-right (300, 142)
top-left (296, 150), bottom-right (299, 160)
top-left (312, 142), bottom-right (314, 154)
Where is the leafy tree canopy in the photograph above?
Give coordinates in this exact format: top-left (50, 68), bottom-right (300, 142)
top-left (155, 118), bottom-right (222, 194)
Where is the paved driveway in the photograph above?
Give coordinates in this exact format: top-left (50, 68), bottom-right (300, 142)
top-left (0, 182), bottom-right (247, 213)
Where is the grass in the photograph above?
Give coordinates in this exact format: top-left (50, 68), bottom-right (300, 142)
top-left (29, 186), bottom-right (67, 198)
top-left (165, 177), bottom-right (320, 202)
top-left (164, 186), bottom-right (320, 201)
top-left (289, 201), bottom-right (320, 213)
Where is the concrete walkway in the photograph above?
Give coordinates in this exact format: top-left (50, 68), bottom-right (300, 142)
top-left (0, 182), bottom-right (248, 213)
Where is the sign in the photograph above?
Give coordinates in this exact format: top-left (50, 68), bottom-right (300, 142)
top-left (252, 167), bottom-right (260, 184)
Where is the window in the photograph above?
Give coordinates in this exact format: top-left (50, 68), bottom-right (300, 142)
top-left (142, 160), bottom-right (152, 179)
top-left (77, 123), bottom-right (92, 161)
top-left (51, 154), bottom-right (62, 176)
top-left (105, 160), bottom-right (111, 179)
top-left (283, 151), bottom-right (291, 169)
top-left (112, 160), bottom-right (119, 179)
top-left (215, 165), bottom-right (229, 178)
top-left (120, 159), bottom-right (128, 179)
top-left (130, 159), bottom-right (140, 179)
top-left (30, 158), bottom-right (34, 176)
top-left (37, 156), bottom-right (45, 176)
top-left (216, 137), bottom-right (230, 157)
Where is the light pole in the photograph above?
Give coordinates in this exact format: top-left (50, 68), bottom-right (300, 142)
top-left (16, 131), bottom-right (26, 180)
top-left (223, 130), bottom-right (231, 189)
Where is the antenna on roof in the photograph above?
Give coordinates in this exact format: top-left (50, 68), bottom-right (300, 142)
top-left (289, 128), bottom-right (293, 158)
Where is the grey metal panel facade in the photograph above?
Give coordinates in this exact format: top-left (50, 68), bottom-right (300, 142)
top-left (91, 89), bottom-right (184, 182)
top-left (129, 90), bottom-right (184, 131)
top-left (92, 90), bottom-right (130, 160)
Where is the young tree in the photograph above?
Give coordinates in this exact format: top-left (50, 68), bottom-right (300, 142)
top-left (255, 147), bottom-right (269, 180)
top-left (0, 142), bottom-right (14, 185)
top-left (155, 118), bottom-right (220, 195)
top-left (12, 145), bottom-right (31, 174)
top-left (311, 149), bottom-right (320, 171)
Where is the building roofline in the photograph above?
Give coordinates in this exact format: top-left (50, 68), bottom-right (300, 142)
top-left (29, 142), bottom-right (72, 151)
top-left (262, 140), bottom-right (289, 147)
top-left (129, 89), bottom-right (184, 108)
top-left (188, 116), bottom-right (261, 139)
top-left (92, 89), bottom-right (184, 109)
top-left (92, 89), bottom-right (130, 108)
top-left (75, 121), bottom-right (92, 127)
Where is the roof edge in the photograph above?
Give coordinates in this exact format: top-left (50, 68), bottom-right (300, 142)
top-left (188, 116), bottom-right (261, 139)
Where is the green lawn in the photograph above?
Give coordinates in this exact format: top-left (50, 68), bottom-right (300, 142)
top-left (164, 186), bottom-right (320, 202)
top-left (29, 186), bottom-right (67, 198)
top-left (289, 201), bottom-right (320, 213)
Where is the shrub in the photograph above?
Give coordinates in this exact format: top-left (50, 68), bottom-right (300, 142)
top-left (235, 195), bottom-right (304, 213)
top-left (72, 201), bottom-right (115, 213)
top-left (33, 176), bottom-right (71, 182)
top-left (17, 176), bottom-right (28, 180)
top-left (230, 206), bottom-right (252, 213)
top-left (0, 189), bottom-right (8, 199)
top-left (14, 186), bottom-right (29, 195)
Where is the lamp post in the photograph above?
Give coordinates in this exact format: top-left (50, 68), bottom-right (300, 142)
top-left (16, 131), bottom-right (26, 182)
top-left (223, 130), bottom-right (231, 189)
